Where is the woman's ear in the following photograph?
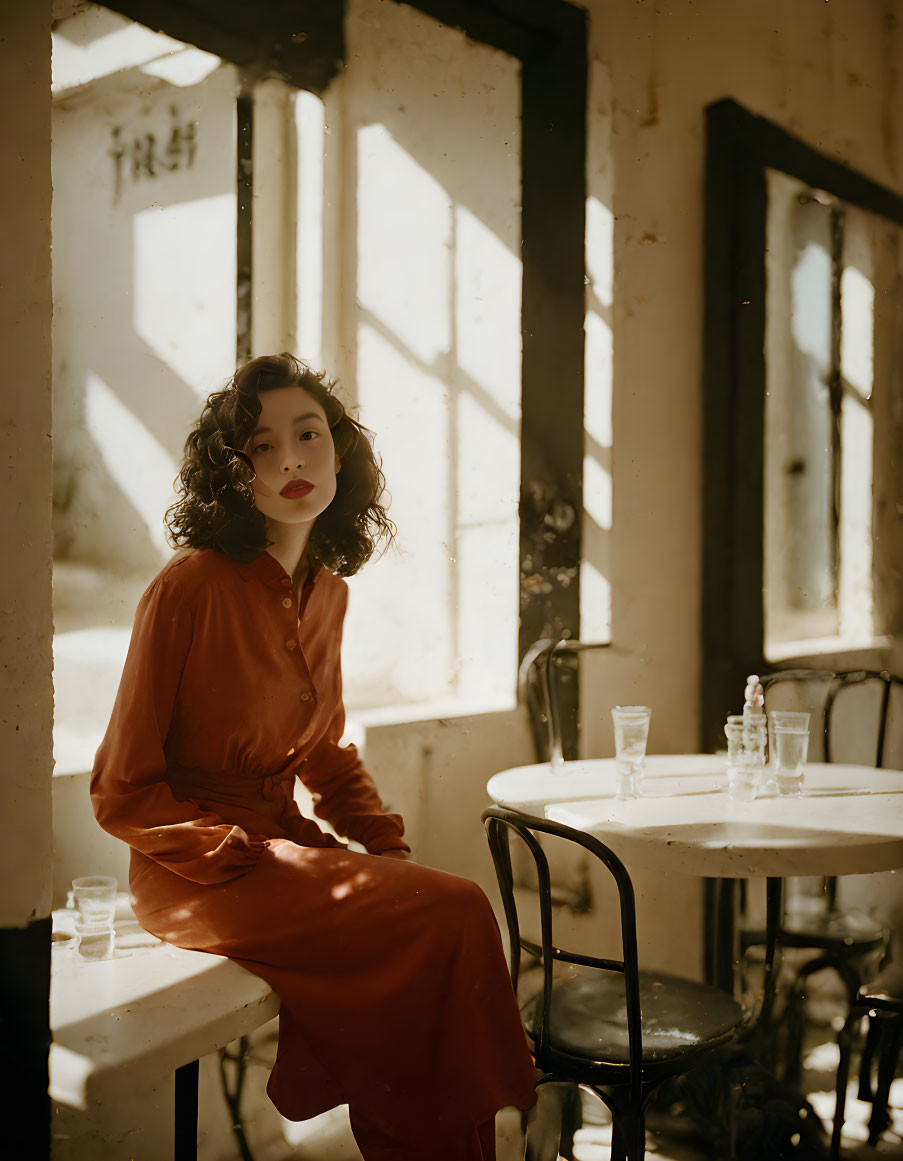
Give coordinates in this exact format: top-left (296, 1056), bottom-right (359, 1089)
top-left (334, 454), bottom-right (341, 475)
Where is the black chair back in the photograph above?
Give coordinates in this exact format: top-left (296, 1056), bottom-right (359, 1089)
top-left (761, 669), bottom-right (903, 769)
top-left (518, 638), bottom-right (612, 765)
top-left (482, 805), bottom-right (643, 1102)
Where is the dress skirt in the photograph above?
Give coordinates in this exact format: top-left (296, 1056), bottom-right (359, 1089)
top-left (130, 839), bottom-right (538, 1154)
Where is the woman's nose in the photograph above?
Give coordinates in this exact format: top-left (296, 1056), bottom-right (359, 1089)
top-left (281, 451), bottom-right (304, 471)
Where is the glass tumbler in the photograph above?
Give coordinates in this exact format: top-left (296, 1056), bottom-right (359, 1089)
top-left (724, 714), bottom-right (766, 802)
top-left (767, 711), bottom-right (811, 766)
top-left (611, 706), bottom-right (651, 800)
top-left (771, 722), bottom-right (810, 797)
top-left (72, 875), bottom-right (117, 927)
top-left (72, 875), bottom-right (117, 962)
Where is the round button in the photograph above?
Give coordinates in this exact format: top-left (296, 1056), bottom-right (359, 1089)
top-left (282, 597), bottom-right (293, 608)
top-left (286, 639), bottom-right (297, 651)
top-left (281, 577), bottom-right (292, 587)
top-left (300, 691), bottom-right (311, 702)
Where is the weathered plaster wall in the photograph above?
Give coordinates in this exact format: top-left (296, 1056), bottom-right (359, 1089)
top-left (51, 31), bottom-right (238, 576)
top-left (0, 0), bottom-right (54, 930)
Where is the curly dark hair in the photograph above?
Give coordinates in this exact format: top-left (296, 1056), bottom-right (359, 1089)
top-left (165, 353), bottom-right (395, 576)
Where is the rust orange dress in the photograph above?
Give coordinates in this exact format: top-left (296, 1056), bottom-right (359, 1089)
top-left (90, 547), bottom-right (537, 1160)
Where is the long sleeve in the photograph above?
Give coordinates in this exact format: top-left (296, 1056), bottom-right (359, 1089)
top-left (299, 701), bottom-right (409, 856)
top-left (91, 570), bottom-right (267, 884)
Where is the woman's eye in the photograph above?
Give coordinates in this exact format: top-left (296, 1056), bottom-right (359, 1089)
top-left (252, 443), bottom-right (272, 454)
top-left (299, 430), bottom-right (318, 442)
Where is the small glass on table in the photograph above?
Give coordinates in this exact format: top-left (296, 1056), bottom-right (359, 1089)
top-left (611, 706), bottom-right (651, 800)
top-left (71, 875), bottom-right (117, 962)
top-left (724, 713), bottom-right (766, 802)
top-left (768, 711), bottom-right (810, 797)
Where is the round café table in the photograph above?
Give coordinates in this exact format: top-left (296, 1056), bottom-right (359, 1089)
top-left (487, 754), bottom-right (903, 1014)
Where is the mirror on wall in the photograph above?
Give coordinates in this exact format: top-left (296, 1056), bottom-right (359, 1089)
top-left (702, 99), bottom-right (903, 745)
top-left (763, 170), bottom-right (903, 659)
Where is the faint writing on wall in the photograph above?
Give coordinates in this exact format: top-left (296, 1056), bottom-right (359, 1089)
top-left (108, 106), bottom-right (198, 203)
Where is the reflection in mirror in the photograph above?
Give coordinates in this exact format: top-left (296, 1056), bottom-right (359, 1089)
top-left (764, 168), bottom-right (900, 659)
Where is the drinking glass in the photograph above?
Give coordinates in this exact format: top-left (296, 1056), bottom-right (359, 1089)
top-left (611, 706), bottom-right (651, 800)
top-left (767, 711), bottom-right (811, 766)
top-left (74, 920), bottom-right (115, 962)
top-left (724, 714), bottom-right (766, 802)
top-left (771, 723), bottom-right (810, 797)
top-left (72, 875), bottom-right (117, 927)
top-left (72, 875), bottom-right (117, 962)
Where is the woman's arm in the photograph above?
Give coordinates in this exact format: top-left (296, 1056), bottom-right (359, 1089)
top-left (298, 702), bottom-right (410, 857)
top-left (91, 569), bottom-right (268, 884)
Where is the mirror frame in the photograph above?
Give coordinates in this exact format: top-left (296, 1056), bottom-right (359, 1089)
top-left (701, 98), bottom-right (903, 749)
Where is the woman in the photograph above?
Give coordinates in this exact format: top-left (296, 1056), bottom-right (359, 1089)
top-left (90, 353), bottom-right (538, 1161)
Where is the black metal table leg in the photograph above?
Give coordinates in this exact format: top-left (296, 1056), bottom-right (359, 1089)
top-left (175, 1059), bottom-right (199, 1161)
top-left (703, 877), bottom-right (739, 993)
top-left (758, 877), bottom-right (784, 1032)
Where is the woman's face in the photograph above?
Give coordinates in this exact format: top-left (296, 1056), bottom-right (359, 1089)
top-left (245, 386), bottom-right (339, 526)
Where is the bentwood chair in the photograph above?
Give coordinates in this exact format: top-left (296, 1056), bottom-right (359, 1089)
top-left (740, 671), bottom-right (900, 1082)
top-left (832, 964), bottom-right (903, 1155)
top-left (483, 806), bottom-right (743, 1161)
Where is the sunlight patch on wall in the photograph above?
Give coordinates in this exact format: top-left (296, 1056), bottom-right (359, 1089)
top-left (52, 5), bottom-right (188, 94)
top-left (356, 123), bottom-right (451, 365)
top-left (347, 323), bottom-right (453, 706)
top-left (454, 204), bottom-right (521, 422)
top-left (133, 193), bottom-right (237, 396)
top-left (586, 195), bottom-right (614, 308)
top-left (85, 372), bottom-right (175, 556)
top-left (582, 59), bottom-right (615, 647)
top-left (294, 90), bottom-right (326, 368)
top-left (140, 48), bottom-right (221, 88)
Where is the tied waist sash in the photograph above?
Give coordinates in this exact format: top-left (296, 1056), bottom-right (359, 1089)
top-left (166, 761), bottom-right (302, 813)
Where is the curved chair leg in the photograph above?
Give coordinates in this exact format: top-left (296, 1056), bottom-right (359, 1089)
top-left (782, 975), bottom-right (808, 1085)
top-left (608, 1100), bottom-right (645, 1161)
top-left (557, 1083), bottom-right (581, 1160)
top-left (856, 1013), bottom-right (882, 1102)
top-left (525, 1083), bottom-right (568, 1161)
top-left (783, 953), bottom-right (862, 1085)
top-left (832, 1006), bottom-right (861, 1159)
top-left (866, 1015), bottom-right (903, 1147)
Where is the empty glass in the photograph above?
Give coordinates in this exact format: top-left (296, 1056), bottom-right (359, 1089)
top-left (724, 714), bottom-right (766, 802)
top-left (611, 706), bottom-right (651, 800)
top-left (771, 717), bottom-right (810, 797)
top-left (72, 875), bottom-right (117, 926)
top-left (72, 875), bottom-right (117, 961)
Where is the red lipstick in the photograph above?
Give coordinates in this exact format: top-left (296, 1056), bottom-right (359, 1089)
top-left (280, 479), bottom-right (314, 499)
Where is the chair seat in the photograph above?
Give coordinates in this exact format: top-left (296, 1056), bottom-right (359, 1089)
top-left (522, 966), bottom-right (742, 1066)
top-left (742, 907), bottom-right (887, 951)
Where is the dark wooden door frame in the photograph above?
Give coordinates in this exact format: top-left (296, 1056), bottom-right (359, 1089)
top-left (702, 98), bottom-right (903, 750)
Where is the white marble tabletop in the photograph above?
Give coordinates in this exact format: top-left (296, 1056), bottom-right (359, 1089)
top-left (487, 754), bottom-right (903, 879)
top-left (51, 935), bottom-right (279, 1109)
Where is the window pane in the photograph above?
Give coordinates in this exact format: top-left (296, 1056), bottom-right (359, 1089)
top-left (337, 0), bottom-right (522, 711)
